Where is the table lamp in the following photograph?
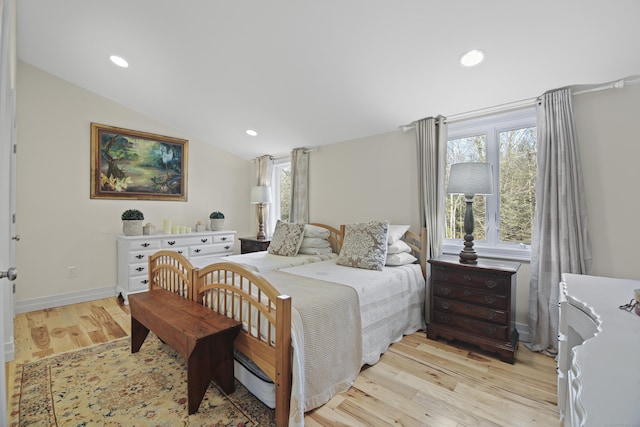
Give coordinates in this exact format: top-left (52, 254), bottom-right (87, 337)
top-left (250, 186), bottom-right (272, 240)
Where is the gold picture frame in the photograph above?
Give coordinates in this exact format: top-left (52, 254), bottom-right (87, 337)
top-left (90, 123), bottom-right (188, 201)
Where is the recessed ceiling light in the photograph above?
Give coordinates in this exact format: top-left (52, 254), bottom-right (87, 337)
top-left (110, 55), bottom-right (129, 68)
top-left (460, 49), bottom-right (484, 67)
top-left (246, 129), bottom-right (258, 136)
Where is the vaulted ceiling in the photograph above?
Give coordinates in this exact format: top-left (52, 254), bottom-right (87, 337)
top-left (17, 0), bottom-right (640, 159)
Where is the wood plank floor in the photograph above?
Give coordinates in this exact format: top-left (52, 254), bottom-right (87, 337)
top-left (6, 297), bottom-right (560, 426)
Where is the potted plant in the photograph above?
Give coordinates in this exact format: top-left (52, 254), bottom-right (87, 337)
top-left (209, 211), bottom-right (225, 231)
top-left (122, 209), bottom-right (144, 236)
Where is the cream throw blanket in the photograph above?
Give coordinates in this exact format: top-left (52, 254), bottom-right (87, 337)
top-left (262, 270), bottom-right (362, 427)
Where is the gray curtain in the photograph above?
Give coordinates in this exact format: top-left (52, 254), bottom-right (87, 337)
top-left (528, 88), bottom-right (592, 354)
top-left (416, 116), bottom-right (447, 322)
top-left (289, 148), bottom-right (309, 223)
top-left (255, 155), bottom-right (274, 234)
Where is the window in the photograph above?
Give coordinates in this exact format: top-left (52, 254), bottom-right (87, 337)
top-left (444, 108), bottom-right (537, 261)
top-left (268, 159), bottom-right (291, 233)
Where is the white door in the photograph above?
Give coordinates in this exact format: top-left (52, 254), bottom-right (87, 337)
top-left (1, 0), bottom-right (17, 421)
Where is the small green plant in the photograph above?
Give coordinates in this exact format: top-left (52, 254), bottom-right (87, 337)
top-left (121, 209), bottom-right (144, 220)
top-left (209, 211), bottom-right (225, 219)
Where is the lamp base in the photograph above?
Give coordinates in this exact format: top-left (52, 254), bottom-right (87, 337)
top-left (459, 233), bottom-right (478, 264)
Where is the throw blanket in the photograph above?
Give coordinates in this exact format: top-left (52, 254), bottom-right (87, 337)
top-left (262, 270), bottom-right (362, 427)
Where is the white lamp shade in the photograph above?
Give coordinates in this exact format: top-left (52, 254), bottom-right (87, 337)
top-left (447, 162), bottom-right (493, 195)
top-left (250, 186), bottom-right (272, 204)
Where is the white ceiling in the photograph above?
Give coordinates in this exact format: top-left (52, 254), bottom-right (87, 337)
top-left (16, 0), bottom-right (640, 160)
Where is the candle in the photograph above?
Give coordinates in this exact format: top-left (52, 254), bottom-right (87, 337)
top-left (171, 225), bottom-right (179, 234)
top-left (186, 227), bottom-right (192, 233)
top-left (163, 219), bottom-right (171, 234)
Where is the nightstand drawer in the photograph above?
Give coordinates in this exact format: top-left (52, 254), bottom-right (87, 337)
top-left (434, 297), bottom-right (507, 324)
top-left (432, 283), bottom-right (507, 309)
top-left (432, 311), bottom-right (509, 340)
top-left (432, 266), bottom-right (509, 294)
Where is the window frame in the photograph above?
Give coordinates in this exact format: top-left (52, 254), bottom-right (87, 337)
top-left (443, 107), bottom-right (537, 262)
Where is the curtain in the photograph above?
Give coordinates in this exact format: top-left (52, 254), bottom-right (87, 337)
top-left (289, 148), bottom-right (309, 223)
top-left (255, 155), bottom-right (274, 234)
top-left (416, 116), bottom-right (447, 322)
top-left (528, 88), bottom-right (592, 354)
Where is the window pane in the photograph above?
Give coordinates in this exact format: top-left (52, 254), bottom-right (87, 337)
top-left (499, 126), bottom-right (537, 244)
top-left (446, 135), bottom-right (487, 240)
top-left (279, 167), bottom-right (291, 222)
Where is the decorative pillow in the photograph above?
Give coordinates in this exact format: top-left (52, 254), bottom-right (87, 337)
top-left (387, 224), bottom-right (410, 244)
top-left (337, 220), bottom-right (389, 271)
top-left (267, 220), bottom-right (305, 256)
top-left (298, 247), bottom-right (333, 255)
top-left (304, 224), bottom-right (331, 239)
top-left (300, 237), bottom-right (331, 248)
top-left (387, 240), bottom-right (412, 255)
top-left (385, 252), bottom-right (418, 266)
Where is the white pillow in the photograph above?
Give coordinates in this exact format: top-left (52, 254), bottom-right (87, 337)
top-left (337, 220), bottom-right (389, 271)
top-left (267, 220), bottom-right (305, 256)
top-left (304, 224), bottom-right (331, 239)
top-left (387, 240), bottom-right (412, 255)
top-left (387, 225), bottom-right (410, 244)
top-left (385, 252), bottom-right (418, 266)
top-left (300, 237), bottom-right (330, 248)
top-left (298, 247), bottom-right (333, 255)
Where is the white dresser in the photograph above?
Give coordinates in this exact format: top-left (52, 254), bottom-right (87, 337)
top-left (558, 273), bottom-right (640, 426)
top-left (117, 230), bottom-right (236, 302)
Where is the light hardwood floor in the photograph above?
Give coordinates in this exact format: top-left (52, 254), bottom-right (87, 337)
top-left (7, 297), bottom-right (560, 426)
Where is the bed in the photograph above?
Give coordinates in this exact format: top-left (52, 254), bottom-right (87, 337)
top-left (148, 222), bottom-right (427, 427)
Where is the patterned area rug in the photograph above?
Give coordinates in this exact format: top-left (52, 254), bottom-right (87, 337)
top-left (9, 335), bottom-right (276, 426)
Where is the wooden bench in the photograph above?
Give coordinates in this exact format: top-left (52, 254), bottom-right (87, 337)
top-left (129, 289), bottom-right (241, 414)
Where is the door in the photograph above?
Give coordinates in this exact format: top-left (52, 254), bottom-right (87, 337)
top-left (1, 0), bottom-right (17, 421)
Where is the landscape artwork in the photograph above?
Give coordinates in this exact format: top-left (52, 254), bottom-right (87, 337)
top-left (90, 123), bottom-right (188, 201)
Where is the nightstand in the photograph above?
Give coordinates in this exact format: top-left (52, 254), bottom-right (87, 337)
top-left (239, 237), bottom-right (271, 254)
top-left (427, 255), bottom-right (520, 363)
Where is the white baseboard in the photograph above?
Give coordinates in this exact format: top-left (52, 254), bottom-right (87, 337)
top-left (15, 286), bottom-right (118, 314)
top-left (515, 321), bottom-right (530, 343)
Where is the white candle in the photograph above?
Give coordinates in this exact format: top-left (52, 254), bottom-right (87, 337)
top-left (163, 219), bottom-right (171, 234)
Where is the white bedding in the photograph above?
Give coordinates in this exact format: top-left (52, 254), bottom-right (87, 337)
top-left (189, 251), bottom-right (337, 272)
top-left (281, 259), bottom-right (426, 366)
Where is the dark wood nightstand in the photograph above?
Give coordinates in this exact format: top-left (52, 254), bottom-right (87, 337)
top-left (239, 237), bottom-right (271, 254)
top-left (427, 255), bottom-right (520, 363)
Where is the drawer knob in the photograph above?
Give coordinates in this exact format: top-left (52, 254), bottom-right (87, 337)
top-left (463, 275), bottom-right (472, 281)
top-left (136, 267), bottom-right (145, 272)
top-left (464, 319), bottom-right (471, 325)
top-left (441, 315), bottom-right (451, 323)
top-left (224, 245), bottom-right (231, 250)
top-left (221, 237), bottom-right (228, 241)
top-left (486, 310), bottom-right (496, 320)
top-left (441, 273), bottom-right (450, 281)
top-left (440, 287), bottom-right (451, 295)
top-left (463, 290), bottom-right (472, 296)
top-left (201, 238), bottom-right (208, 243)
top-left (195, 249), bottom-right (201, 253)
top-left (440, 301), bottom-right (450, 309)
top-left (141, 243), bottom-right (150, 247)
top-left (486, 326), bottom-right (496, 335)
top-left (485, 295), bottom-right (496, 304)
top-left (136, 254), bottom-right (144, 259)
top-left (168, 241), bottom-right (176, 246)
top-left (485, 280), bottom-right (497, 289)
top-left (178, 250), bottom-right (183, 254)
top-left (141, 279), bottom-right (149, 284)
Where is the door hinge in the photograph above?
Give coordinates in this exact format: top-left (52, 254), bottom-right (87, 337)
top-left (13, 144), bottom-right (17, 154)
top-left (13, 283), bottom-right (16, 293)
top-left (12, 213), bottom-right (16, 224)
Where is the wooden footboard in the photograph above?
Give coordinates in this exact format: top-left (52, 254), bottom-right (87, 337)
top-left (193, 262), bottom-right (292, 427)
top-left (148, 250), bottom-right (194, 299)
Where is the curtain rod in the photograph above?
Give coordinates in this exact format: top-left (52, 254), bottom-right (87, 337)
top-left (400, 77), bottom-right (634, 132)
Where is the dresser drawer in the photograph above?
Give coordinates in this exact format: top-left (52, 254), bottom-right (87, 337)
top-left (190, 242), bottom-right (233, 257)
top-left (128, 275), bottom-right (150, 292)
top-left (432, 311), bottom-right (509, 341)
top-left (161, 236), bottom-right (213, 247)
top-left (432, 283), bottom-right (507, 309)
top-left (126, 239), bottom-right (161, 251)
top-left (128, 263), bottom-right (148, 276)
top-left (212, 233), bottom-right (234, 244)
top-left (434, 296), bottom-right (507, 324)
top-left (432, 266), bottom-right (509, 294)
top-left (127, 249), bottom-right (159, 264)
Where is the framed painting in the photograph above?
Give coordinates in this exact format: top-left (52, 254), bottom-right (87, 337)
top-left (90, 123), bottom-right (188, 201)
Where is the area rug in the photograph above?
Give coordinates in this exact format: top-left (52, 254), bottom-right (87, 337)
top-left (9, 335), bottom-right (276, 426)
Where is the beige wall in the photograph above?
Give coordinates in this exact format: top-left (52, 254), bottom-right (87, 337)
top-left (15, 62), bottom-right (254, 306)
top-left (15, 60), bottom-right (640, 330)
